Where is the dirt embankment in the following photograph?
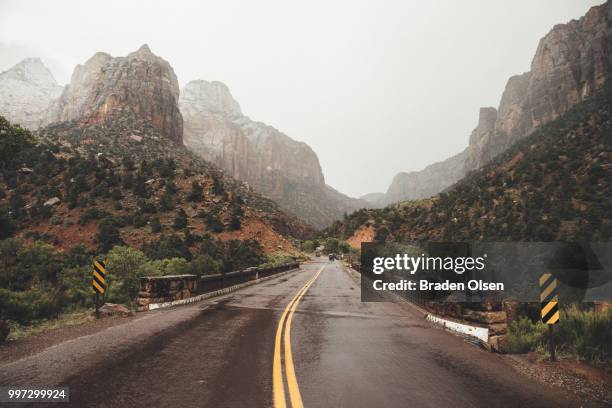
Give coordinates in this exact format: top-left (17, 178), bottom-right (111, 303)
top-left (347, 224), bottom-right (375, 249)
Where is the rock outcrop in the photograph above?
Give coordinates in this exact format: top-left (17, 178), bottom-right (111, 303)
top-left (369, 1), bottom-right (612, 206)
top-left (0, 58), bottom-right (62, 130)
top-left (46, 45), bottom-right (183, 143)
top-left (466, 1), bottom-right (612, 172)
top-left (180, 80), bottom-right (365, 228)
top-left (383, 149), bottom-right (469, 205)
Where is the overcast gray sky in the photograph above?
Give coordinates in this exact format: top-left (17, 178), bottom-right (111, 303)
top-left (0, 0), bottom-right (602, 197)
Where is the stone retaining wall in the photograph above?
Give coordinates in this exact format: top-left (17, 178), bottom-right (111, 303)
top-left (137, 262), bottom-right (299, 311)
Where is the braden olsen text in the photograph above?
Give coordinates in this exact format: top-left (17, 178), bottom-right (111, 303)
top-left (373, 279), bottom-right (504, 292)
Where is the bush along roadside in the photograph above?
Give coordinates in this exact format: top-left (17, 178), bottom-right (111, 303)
top-left (507, 304), bottom-right (612, 368)
top-left (0, 235), bottom-right (292, 342)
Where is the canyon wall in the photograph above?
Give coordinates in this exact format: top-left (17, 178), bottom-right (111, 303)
top-left (369, 1), bottom-right (611, 207)
top-left (181, 80), bottom-right (365, 228)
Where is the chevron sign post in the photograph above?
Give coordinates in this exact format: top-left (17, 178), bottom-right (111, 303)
top-left (539, 273), bottom-right (560, 361)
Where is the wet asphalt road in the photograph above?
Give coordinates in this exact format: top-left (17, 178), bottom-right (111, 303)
top-left (1, 259), bottom-right (597, 408)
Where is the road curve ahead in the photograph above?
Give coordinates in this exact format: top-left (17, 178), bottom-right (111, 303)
top-left (1, 259), bottom-right (598, 408)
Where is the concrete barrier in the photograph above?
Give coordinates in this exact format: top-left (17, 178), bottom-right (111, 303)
top-left (137, 262), bottom-right (300, 311)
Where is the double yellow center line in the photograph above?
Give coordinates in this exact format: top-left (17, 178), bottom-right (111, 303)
top-left (273, 265), bottom-right (325, 408)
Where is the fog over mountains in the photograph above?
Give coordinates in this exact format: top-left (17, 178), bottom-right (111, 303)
top-left (0, 0), bottom-right (609, 228)
top-left (1, 1), bottom-right (603, 199)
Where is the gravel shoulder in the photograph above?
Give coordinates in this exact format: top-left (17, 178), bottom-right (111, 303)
top-left (0, 314), bottom-right (137, 366)
top-left (0, 303), bottom-right (209, 386)
top-left (507, 354), bottom-right (612, 405)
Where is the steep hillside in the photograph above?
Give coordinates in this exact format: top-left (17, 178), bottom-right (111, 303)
top-left (0, 58), bottom-right (62, 130)
top-left (327, 81), bottom-right (612, 243)
top-left (0, 115), bottom-right (313, 256)
top-left (365, 1), bottom-right (612, 207)
top-left (180, 80), bottom-right (366, 228)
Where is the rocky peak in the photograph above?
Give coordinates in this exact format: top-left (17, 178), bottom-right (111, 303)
top-left (0, 57), bottom-right (62, 129)
top-left (180, 79), bottom-right (364, 228)
top-left (46, 45), bottom-right (183, 143)
top-left (180, 79), bottom-right (324, 187)
top-left (181, 80), bottom-right (242, 116)
top-left (2, 58), bottom-right (58, 89)
top-left (129, 44), bottom-right (153, 57)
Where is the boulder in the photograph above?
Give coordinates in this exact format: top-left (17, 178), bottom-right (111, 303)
top-left (98, 303), bottom-right (133, 317)
top-left (43, 197), bottom-right (61, 207)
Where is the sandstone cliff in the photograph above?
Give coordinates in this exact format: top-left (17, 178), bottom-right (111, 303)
top-left (467, 0), bottom-right (612, 172)
top-left (0, 58), bottom-right (62, 130)
top-left (367, 1), bottom-right (612, 206)
top-left (180, 80), bottom-right (365, 228)
top-left (45, 45), bottom-right (183, 143)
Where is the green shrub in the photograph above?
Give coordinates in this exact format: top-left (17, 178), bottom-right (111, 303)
top-left (507, 305), bottom-right (612, 366)
top-left (165, 258), bottom-right (190, 275)
top-left (301, 240), bottom-right (316, 252)
top-left (190, 254), bottom-right (223, 275)
top-left (555, 305), bottom-right (612, 365)
top-left (323, 237), bottom-right (339, 254)
top-left (17, 241), bottom-right (64, 285)
top-left (260, 252), bottom-right (296, 268)
top-left (187, 180), bottom-right (203, 202)
top-left (205, 213), bottom-right (224, 232)
top-left (96, 218), bottom-right (123, 252)
top-left (138, 257), bottom-right (189, 277)
top-left (173, 209), bottom-right (188, 229)
top-left (224, 239), bottom-right (265, 271)
top-left (0, 238), bottom-right (22, 289)
top-left (150, 216), bottom-right (161, 233)
top-left (507, 316), bottom-right (547, 354)
top-left (58, 266), bottom-right (93, 309)
top-left (0, 287), bottom-right (62, 323)
top-left (105, 246), bottom-right (148, 303)
top-left (143, 234), bottom-right (192, 261)
top-left (0, 116), bottom-right (36, 171)
top-left (0, 209), bottom-right (18, 240)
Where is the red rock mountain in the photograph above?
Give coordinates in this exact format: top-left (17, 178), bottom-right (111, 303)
top-left (45, 45), bottom-right (183, 143)
top-left (367, 1), bottom-right (612, 207)
top-left (180, 80), bottom-right (366, 228)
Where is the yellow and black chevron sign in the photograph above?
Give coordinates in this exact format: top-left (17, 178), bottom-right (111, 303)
top-left (92, 260), bottom-right (107, 295)
top-left (539, 273), bottom-right (559, 325)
